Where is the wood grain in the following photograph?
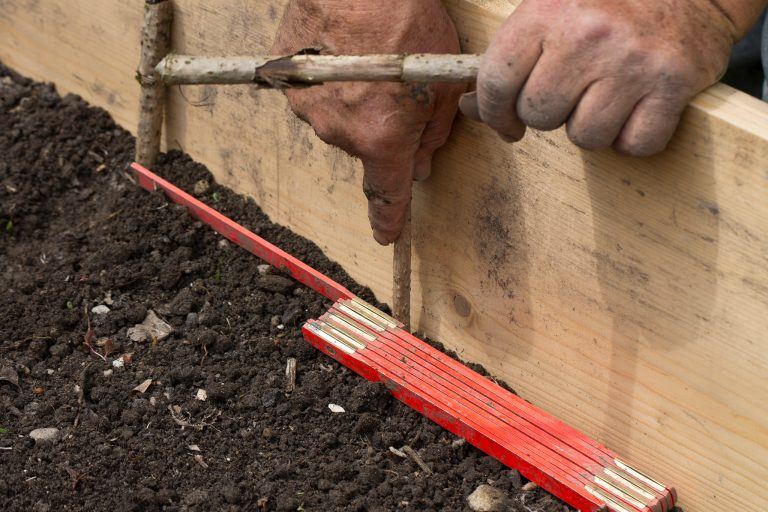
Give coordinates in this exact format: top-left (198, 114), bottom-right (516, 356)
top-left (2, 1), bottom-right (767, 510)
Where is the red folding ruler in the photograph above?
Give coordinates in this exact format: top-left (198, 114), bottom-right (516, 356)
top-left (130, 162), bottom-right (677, 512)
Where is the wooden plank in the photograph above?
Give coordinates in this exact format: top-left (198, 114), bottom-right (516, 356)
top-left (2, 1), bottom-right (767, 510)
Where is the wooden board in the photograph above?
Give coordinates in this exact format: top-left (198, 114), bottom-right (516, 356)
top-left (2, 1), bottom-right (767, 510)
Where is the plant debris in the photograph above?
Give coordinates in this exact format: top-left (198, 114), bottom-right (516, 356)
top-left (132, 378), bottom-right (152, 394)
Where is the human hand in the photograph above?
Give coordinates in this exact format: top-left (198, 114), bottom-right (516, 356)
top-left (461, 0), bottom-right (763, 156)
top-left (272, 0), bottom-right (465, 245)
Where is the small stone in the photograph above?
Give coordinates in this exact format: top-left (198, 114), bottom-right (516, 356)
top-left (0, 366), bottom-right (19, 387)
top-left (452, 438), bottom-right (466, 448)
top-left (217, 239), bottom-right (230, 249)
top-left (193, 180), bottom-right (210, 195)
top-left (185, 312), bottom-right (198, 328)
top-left (127, 310), bottom-right (173, 342)
top-left (195, 389), bottom-right (208, 401)
top-left (328, 404), bottom-right (345, 414)
top-left (91, 305), bottom-right (110, 315)
top-left (46, 369), bottom-right (54, 375)
top-left (257, 264), bottom-right (271, 276)
top-left (261, 388), bottom-right (281, 408)
top-left (256, 275), bottom-right (294, 294)
top-left (467, 485), bottom-right (510, 512)
top-left (270, 315), bottom-right (281, 328)
top-left (29, 427), bottom-right (60, 444)
top-left (102, 369), bottom-right (113, 377)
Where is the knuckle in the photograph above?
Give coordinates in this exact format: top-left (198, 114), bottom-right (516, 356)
top-left (517, 91), bottom-right (565, 131)
top-left (574, 12), bottom-right (614, 46)
top-left (566, 124), bottom-right (611, 151)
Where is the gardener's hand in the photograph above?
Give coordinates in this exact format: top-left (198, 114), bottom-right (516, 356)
top-left (272, 0), bottom-right (464, 245)
top-left (461, 0), bottom-right (763, 156)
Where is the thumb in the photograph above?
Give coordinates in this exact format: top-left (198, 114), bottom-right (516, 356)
top-left (414, 85), bottom-right (463, 181)
top-left (362, 156), bottom-right (415, 246)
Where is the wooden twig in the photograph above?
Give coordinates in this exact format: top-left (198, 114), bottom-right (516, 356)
top-left (393, 203), bottom-right (412, 329)
top-left (135, 0), bottom-right (173, 167)
top-left (401, 445), bottom-right (432, 475)
top-left (285, 358), bottom-right (297, 393)
top-left (156, 53), bottom-right (480, 87)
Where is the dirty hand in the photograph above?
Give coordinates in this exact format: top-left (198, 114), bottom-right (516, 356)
top-left (272, 0), bottom-right (465, 245)
top-left (461, 0), bottom-right (764, 156)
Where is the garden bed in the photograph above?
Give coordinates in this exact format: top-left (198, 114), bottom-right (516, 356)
top-left (0, 64), bottom-right (569, 512)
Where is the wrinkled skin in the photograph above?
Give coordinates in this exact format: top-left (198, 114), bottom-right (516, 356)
top-left (460, 0), bottom-right (757, 156)
top-left (274, 0), bottom-right (763, 243)
top-left (271, 0), bottom-right (465, 245)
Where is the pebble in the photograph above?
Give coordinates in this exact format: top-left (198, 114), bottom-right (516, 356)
top-left (270, 315), bottom-right (281, 328)
top-left (185, 312), bottom-right (198, 328)
top-left (91, 304), bottom-right (110, 315)
top-left (256, 275), bottom-right (294, 294)
top-left (102, 369), bottom-right (113, 377)
top-left (127, 310), bottom-right (173, 342)
top-left (217, 239), bottom-right (230, 249)
top-left (261, 388), bottom-right (281, 408)
top-left (193, 180), bottom-right (210, 195)
top-left (467, 484), bottom-right (510, 512)
top-left (257, 264), bottom-right (271, 276)
top-left (29, 427), bottom-right (60, 444)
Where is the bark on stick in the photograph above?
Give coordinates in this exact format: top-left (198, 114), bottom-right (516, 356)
top-left (156, 53), bottom-right (480, 86)
top-left (393, 204), bottom-right (412, 329)
top-left (135, 0), bottom-right (173, 167)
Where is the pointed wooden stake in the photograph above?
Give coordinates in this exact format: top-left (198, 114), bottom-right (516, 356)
top-left (393, 203), bottom-right (412, 329)
top-left (135, 0), bottom-right (173, 168)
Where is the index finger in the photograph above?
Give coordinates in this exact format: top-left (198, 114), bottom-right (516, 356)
top-left (362, 155), bottom-right (415, 245)
top-left (476, 10), bottom-right (543, 141)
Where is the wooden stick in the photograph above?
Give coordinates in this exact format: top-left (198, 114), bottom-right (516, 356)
top-left (135, 0), bottom-right (173, 168)
top-left (285, 358), bottom-right (297, 393)
top-left (393, 203), bottom-right (412, 329)
top-left (156, 53), bottom-right (480, 87)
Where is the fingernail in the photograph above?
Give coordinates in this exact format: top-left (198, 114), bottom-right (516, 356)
top-left (413, 155), bottom-right (432, 182)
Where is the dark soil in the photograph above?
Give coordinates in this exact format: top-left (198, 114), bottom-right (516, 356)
top-left (0, 64), bottom-right (570, 512)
